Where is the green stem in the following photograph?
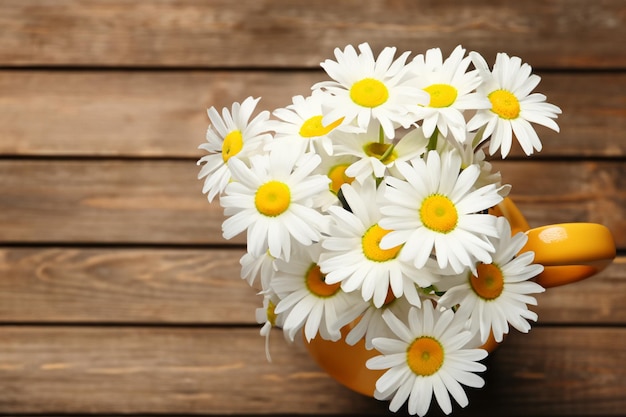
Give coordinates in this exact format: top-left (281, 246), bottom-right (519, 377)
top-left (378, 142), bottom-right (396, 163)
top-left (376, 125), bottom-right (393, 187)
top-left (426, 128), bottom-right (439, 152)
top-left (337, 188), bottom-right (351, 212)
top-left (375, 141), bottom-right (396, 188)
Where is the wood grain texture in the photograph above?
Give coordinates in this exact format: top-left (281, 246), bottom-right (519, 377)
top-left (533, 256), bottom-right (626, 324)
top-left (491, 160), bottom-right (626, 248)
top-left (1, 159), bottom-right (624, 246)
top-left (0, 248), bottom-right (258, 324)
top-left (1, 1), bottom-right (624, 416)
top-left (0, 326), bottom-right (624, 415)
top-left (1, 0), bottom-right (625, 68)
top-left (0, 247), bottom-right (624, 325)
top-left (0, 70), bottom-right (624, 158)
top-left (0, 159), bottom-right (231, 245)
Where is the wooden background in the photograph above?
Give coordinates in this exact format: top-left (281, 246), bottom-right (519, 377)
top-left (1, 1), bottom-right (625, 416)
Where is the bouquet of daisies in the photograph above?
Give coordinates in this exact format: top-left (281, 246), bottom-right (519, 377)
top-left (197, 43), bottom-right (561, 416)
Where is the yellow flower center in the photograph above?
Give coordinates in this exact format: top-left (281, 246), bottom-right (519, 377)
top-left (299, 115), bottom-right (343, 138)
top-left (407, 336), bottom-right (444, 376)
top-left (470, 263), bottom-right (504, 300)
top-left (488, 89), bottom-right (520, 119)
top-left (255, 181), bottom-right (291, 217)
top-left (419, 194), bottom-right (458, 233)
top-left (350, 78), bottom-right (389, 108)
top-left (222, 130), bottom-right (243, 163)
top-left (306, 264), bottom-right (341, 297)
top-left (363, 142), bottom-right (397, 164)
top-left (266, 300), bottom-right (277, 326)
top-left (424, 83), bottom-right (458, 108)
top-left (327, 163), bottom-right (355, 194)
top-left (362, 224), bottom-right (403, 262)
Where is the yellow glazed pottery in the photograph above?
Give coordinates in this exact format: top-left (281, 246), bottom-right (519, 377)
top-left (304, 197), bottom-right (616, 397)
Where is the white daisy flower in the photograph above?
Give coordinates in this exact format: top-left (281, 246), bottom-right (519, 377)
top-left (467, 51), bottom-right (562, 158)
top-left (314, 42), bottom-right (429, 139)
top-left (339, 294), bottom-right (415, 350)
top-left (332, 122), bottom-right (429, 184)
top-left (366, 301), bottom-right (488, 416)
top-left (379, 150), bottom-right (503, 273)
top-left (319, 178), bottom-right (440, 308)
top-left (219, 149), bottom-right (330, 261)
top-left (271, 91), bottom-right (344, 156)
top-left (255, 291), bottom-right (285, 362)
top-left (409, 45), bottom-right (490, 144)
top-left (272, 244), bottom-right (364, 342)
top-left (240, 250), bottom-right (276, 291)
top-left (437, 216), bottom-right (545, 343)
top-left (197, 96), bottom-right (273, 202)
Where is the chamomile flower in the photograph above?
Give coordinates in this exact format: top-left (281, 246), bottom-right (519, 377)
top-left (437, 217), bottom-right (545, 343)
top-left (366, 302), bottom-right (487, 416)
top-left (240, 250), bottom-right (276, 290)
top-left (409, 45), bottom-right (490, 144)
top-left (219, 149), bottom-right (330, 261)
top-left (197, 96), bottom-right (273, 202)
top-left (319, 178), bottom-right (440, 308)
top-left (255, 290), bottom-right (285, 362)
top-left (271, 91), bottom-right (344, 156)
top-left (379, 150), bottom-right (503, 273)
top-left (314, 42), bottom-right (428, 139)
top-left (339, 294), bottom-right (415, 350)
top-left (467, 52), bottom-right (562, 158)
top-left (272, 244), bottom-right (364, 342)
top-left (332, 122), bottom-right (429, 183)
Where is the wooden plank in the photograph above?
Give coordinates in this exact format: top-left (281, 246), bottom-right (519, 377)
top-left (491, 160), bottom-right (626, 248)
top-left (0, 70), bottom-right (317, 158)
top-left (0, 248), bottom-right (257, 324)
top-left (0, 159), bottom-right (230, 245)
top-left (535, 72), bottom-right (626, 158)
top-left (469, 327), bottom-right (626, 417)
top-left (1, 0), bottom-right (625, 69)
top-left (3, 158), bottom-right (626, 246)
top-left (0, 326), bottom-right (623, 415)
top-left (0, 70), bottom-right (624, 158)
top-left (0, 248), bottom-right (624, 325)
top-left (534, 256), bottom-right (626, 325)
top-left (0, 159), bottom-right (624, 247)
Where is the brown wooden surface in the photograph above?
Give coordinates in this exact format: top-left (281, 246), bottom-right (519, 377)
top-left (0, 248), bottom-right (624, 325)
top-left (0, 326), bottom-right (624, 416)
top-left (1, 159), bottom-right (624, 245)
top-left (1, 1), bottom-right (625, 416)
top-left (1, 0), bottom-right (625, 69)
top-left (0, 71), bottom-right (625, 158)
